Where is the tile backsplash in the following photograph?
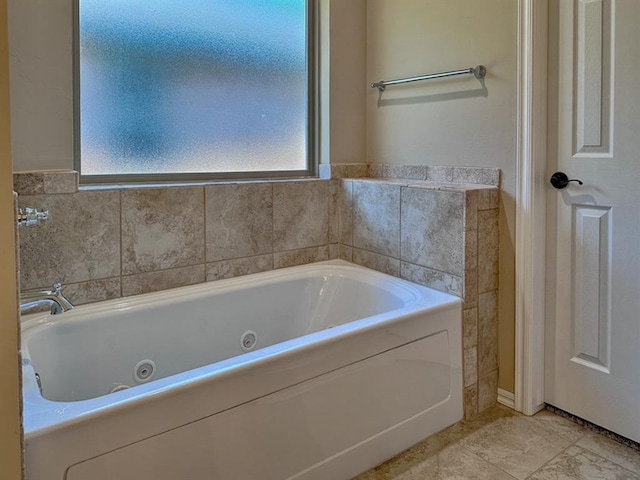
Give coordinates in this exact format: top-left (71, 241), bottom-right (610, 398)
top-left (15, 164), bottom-right (500, 417)
top-left (17, 179), bottom-right (333, 304)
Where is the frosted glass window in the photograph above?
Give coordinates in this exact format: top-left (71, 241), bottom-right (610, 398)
top-left (79, 0), bottom-right (309, 178)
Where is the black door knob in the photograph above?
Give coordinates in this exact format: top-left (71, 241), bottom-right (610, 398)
top-left (550, 172), bottom-right (583, 189)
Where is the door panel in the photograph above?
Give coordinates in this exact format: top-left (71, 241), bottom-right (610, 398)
top-left (545, 0), bottom-right (640, 442)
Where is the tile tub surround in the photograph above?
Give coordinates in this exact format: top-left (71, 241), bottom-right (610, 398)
top-left (354, 405), bottom-right (640, 480)
top-left (15, 166), bottom-right (500, 417)
top-left (17, 179), bottom-right (335, 305)
top-left (339, 178), bottom-right (499, 417)
top-left (322, 162), bottom-right (501, 187)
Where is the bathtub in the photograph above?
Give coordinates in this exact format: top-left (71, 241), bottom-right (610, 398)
top-left (21, 260), bottom-right (462, 480)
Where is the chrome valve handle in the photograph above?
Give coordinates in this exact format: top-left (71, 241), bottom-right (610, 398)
top-left (17, 207), bottom-right (49, 227)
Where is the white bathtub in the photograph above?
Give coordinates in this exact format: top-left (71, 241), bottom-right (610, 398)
top-left (22, 260), bottom-right (462, 480)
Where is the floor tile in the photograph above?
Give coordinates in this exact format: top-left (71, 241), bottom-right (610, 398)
top-left (528, 410), bottom-right (587, 443)
top-left (353, 406), bottom-right (639, 480)
top-left (438, 444), bottom-right (517, 479)
top-left (460, 415), bottom-right (572, 479)
top-left (353, 436), bottom-right (440, 480)
top-left (527, 445), bottom-right (640, 480)
top-left (576, 432), bottom-right (640, 473)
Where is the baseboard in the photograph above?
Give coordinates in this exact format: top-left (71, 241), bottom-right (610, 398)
top-left (497, 388), bottom-right (515, 409)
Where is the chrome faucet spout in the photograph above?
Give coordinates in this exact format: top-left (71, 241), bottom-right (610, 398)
top-left (20, 283), bottom-right (74, 315)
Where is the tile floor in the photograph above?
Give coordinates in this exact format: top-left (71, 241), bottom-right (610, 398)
top-left (354, 405), bottom-right (640, 479)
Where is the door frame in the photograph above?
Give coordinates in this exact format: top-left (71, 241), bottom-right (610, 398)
top-left (514, 0), bottom-right (548, 415)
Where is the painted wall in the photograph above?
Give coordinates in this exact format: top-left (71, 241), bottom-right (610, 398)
top-left (7, 0), bottom-right (73, 172)
top-left (325, 0), bottom-right (367, 164)
top-left (0, 0), bottom-right (22, 477)
top-left (366, 0), bottom-right (517, 392)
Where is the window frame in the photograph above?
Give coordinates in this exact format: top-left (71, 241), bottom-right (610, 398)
top-left (73, 0), bottom-right (319, 185)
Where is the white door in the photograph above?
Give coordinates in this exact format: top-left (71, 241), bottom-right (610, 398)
top-left (545, 0), bottom-right (640, 442)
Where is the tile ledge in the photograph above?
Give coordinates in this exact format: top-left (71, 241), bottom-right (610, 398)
top-left (343, 178), bottom-right (498, 191)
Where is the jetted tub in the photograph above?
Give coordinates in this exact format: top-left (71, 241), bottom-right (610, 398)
top-left (22, 260), bottom-right (462, 480)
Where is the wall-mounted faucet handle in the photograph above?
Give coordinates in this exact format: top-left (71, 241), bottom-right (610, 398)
top-left (17, 207), bottom-right (49, 227)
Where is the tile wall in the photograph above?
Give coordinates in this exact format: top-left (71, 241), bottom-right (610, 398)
top-left (333, 167), bottom-right (500, 418)
top-left (15, 164), bottom-right (500, 416)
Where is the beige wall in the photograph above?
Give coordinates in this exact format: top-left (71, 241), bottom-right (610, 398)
top-left (8, 0), bottom-right (73, 171)
top-left (0, 0), bottom-right (22, 477)
top-left (366, 0), bottom-right (517, 392)
top-left (325, 0), bottom-right (367, 164)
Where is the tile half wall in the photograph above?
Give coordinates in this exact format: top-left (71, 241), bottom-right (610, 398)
top-left (15, 164), bottom-right (500, 416)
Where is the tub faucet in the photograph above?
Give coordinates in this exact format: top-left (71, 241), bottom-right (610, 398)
top-left (20, 283), bottom-right (74, 315)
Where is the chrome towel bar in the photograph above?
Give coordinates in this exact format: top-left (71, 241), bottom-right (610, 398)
top-left (371, 65), bottom-right (486, 92)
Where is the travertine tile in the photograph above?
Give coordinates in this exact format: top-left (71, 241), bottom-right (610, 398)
top-left (438, 444), bottom-right (517, 479)
top-left (438, 405), bottom-right (517, 446)
top-left (482, 168), bottom-right (501, 187)
top-left (464, 385), bottom-right (479, 419)
top-left (352, 248), bottom-right (400, 277)
top-left (426, 165), bottom-right (454, 183)
top-left (453, 167), bottom-right (486, 185)
top-left (14, 172), bottom-right (45, 195)
top-left (122, 187), bottom-right (205, 275)
top-left (465, 189), bottom-right (479, 231)
top-left (465, 228), bottom-right (478, 271)
top-left (353, 432), bottom-right (444, 480)
top-left (478, 290), bottom-right (498, 375)
top-left (463, 307), bottom-right (478, 349)
top-left (19, 191), bottom-right (121, 289)
top-left (353, 181), bottom-right (401, 257)
top-left (478, 370), bottom-right (498, 412)
top-left (464, 347), bottom-right (478, 387)
top-left (477, 188), bottom-right (499, 210)
top-left (478, 209), bottom-right (499, 293)
top-left (205, 183), bottom-right (272, 262)
top-left (42, 171), bottom-right (78, 194)
top-left (384, 164), bottom-right (427, 180)
top-left (367, 163), bottom-right (385, 178)
top-left (329, 244), bottom-right (340, 260)
top-left (529, 410), bottom-right (586, 443)
top-left (450, 167), bottom-right (500, 186)
top-left (461, 415), bottom-right (572, 479)
top-left (14, 171), bottom-right (79, 195)
top-left (206, 255), bottom-right (273, 281)
top-left (358, 442), bottom-right (517, 480)
top-left (463, 266), bottom-right (478, 309)
top-left (320, 163), bottom-right (369, 179)
top-left (343, 163), bottom-right (369, 179)
top-left (63, 278), bottom-right (121, 306)
top-left (122, 265), bottom-right (205, 297)
top-left (329, 180), bottom-right (340, 244)
top-left (400, 262), bottom-right (462, 297)
top-left (339, 245), bottom-right (353, 262)
top-left (273, 246), bottom-right (329, 269)
top-left (273, 181), bottom-right (329, 251)
top-left (577, 432), bottom-right (640, 473)
top-left (400, 188), bottom-right (465, 276)
top-left (528, 445), bottom-right (640, 480)
top-left (340, 180), bottom-right (354, 245)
